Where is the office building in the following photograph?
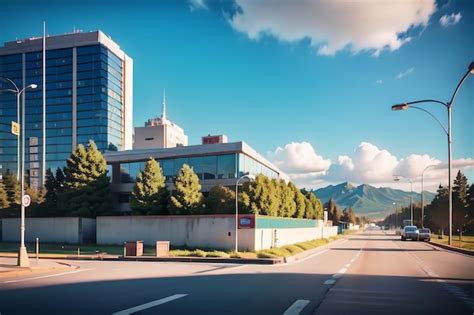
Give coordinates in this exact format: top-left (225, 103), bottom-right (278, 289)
top-left (0, 31), bottom-right (133, 187)
top-left (133, 91), bottom-right (188, 149)
top-left (105, 141), bottom-right (289, 213)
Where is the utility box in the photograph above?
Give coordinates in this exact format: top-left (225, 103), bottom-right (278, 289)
top-left (124, 241), bottom-right (143, 256)
top-left (156, 241), bottom-right (170, 257)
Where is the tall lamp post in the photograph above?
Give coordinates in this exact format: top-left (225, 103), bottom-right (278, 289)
top-left (0, 77), bottom-right (34, 181)
top-left (391, 62), bottom-right (474, 245)
top-left (1, 78), bottom-right (38, 267)
top-left (235, 174), bottom-right (255, 252)
top-left (421, 164), bottom-right (437, 228)
top-left (394, 175), bottom-right (414, 225)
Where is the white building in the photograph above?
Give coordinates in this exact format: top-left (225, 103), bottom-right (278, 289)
top-left (133, 90), bottom-right (188, 149)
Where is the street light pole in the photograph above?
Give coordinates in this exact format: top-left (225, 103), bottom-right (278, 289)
top-left (391, 62), bottom-right (473, 246)
top-left (394, 176), bottom-right (414, 225)
top-left (235, 174), bottom-right (255, 252)
top-left (421, 165), bottom-right (436, 228)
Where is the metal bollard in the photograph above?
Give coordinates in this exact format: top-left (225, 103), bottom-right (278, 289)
top-left (36, 238), bottom-right (39, 263)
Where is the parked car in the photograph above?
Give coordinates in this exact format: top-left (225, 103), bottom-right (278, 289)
top-left (418, 228), bottom-right (431, 241)
top-left (401, 225), bottom-right (419, 241)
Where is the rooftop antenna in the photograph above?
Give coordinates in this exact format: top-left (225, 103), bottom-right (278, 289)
top-left (161, 88), bottom-right (167, 122)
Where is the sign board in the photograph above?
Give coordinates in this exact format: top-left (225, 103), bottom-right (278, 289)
top-left (238, 215), bottom-right (255, 229)
top-left (11, 121), bottom-right (20, 136)
top-left (22, 194), bottom-right (31, 207)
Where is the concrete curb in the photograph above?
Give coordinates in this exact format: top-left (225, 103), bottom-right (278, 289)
top-left (427, 241), bottom-right (474, 256)
top-left (0, 253), bottom-right (283, 265)
top-left (0, 261), bottom-right (79, 278)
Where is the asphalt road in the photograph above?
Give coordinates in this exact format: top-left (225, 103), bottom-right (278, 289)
top-left (0, 229), bottom-right (473, 315)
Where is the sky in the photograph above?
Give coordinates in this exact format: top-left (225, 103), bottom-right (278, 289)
top-left (0, 0), bottom-right (472, 192)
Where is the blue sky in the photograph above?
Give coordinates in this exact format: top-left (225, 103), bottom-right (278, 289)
top-left (0, 0), bottom-right (472, 191)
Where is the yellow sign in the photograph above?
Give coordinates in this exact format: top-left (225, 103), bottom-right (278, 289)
top-left (11, 121), bottom-right (20, 136)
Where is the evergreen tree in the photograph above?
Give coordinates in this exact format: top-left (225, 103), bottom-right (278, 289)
top-left (58, 140), bottom-right (111, 217)
top-left (169, 164), bottom-right (203, 215)
top-left (2, 172), bottom-right (20, 206)
top-left (0, 180), bottom-right (9, 209)
top-left (206, 185), bottom-right (236, 214)
top-left (304, 196), bottom-right (314, 219)
top-left (453, 170), bottom-right (469, 231)
top-left (466, 183), bottom-right (474, 233)
top-left (277, 180), bottom-right (295, 217)
top-left (288, 183), bottom-right (305, 218)
top-left (130, 158), bottom-right (169, 215)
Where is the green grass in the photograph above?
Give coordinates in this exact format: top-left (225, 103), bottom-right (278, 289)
top-left (431, 234), bottom-right (474, 251)
top-left (256, 235), bottom-right (343, 258)
top-left (0, 231), bottom-right (349, 259)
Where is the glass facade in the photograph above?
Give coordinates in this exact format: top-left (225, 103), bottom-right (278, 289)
top-left (0, 43), bottom-right (126, 186)
top-left (115, 153), bottom-right (279, 184)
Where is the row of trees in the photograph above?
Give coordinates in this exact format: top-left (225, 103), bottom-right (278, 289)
top-left (0, 141), bottom-right (112, 217)
top-left (130, 157), bottom-right (324, 219)
top-left (326, 198), bottom-right (367, 226)
top-left (383, 170), bottom-right (474, 235)
top-left (0, 140), bottom-right (326, 220)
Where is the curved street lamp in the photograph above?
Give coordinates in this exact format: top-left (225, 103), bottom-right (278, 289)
top-left (421, 164), bottom-right (437, 228)
top-left (0, 77), bottom-right (37, 267)
top-left (235, 174), bottom-right (255, 252)
top-left (394, 175), bottom-right (414, 225)
top-left (391, 62), bottom-right (474, 245)
top-left (0, 77), bottom-right (37, 180)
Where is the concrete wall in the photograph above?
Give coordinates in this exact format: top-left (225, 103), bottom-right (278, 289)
top-left (1, 217), bottom-right (95, 244)
top-left (97, 215), bottom-right (255, 251)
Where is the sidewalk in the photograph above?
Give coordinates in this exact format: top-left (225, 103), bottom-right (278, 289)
top-left (0, 256), bottom-right (78, 278)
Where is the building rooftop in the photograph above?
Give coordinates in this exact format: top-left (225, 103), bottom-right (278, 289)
top-left (0, 30), bottom-right (129, 61)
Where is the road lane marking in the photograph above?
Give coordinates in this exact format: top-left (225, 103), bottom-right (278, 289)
top-left (113, 294), bottom-right (188, 315)
top-left (283, 299), bottom-right (310, 315)
top-left (337, 267), bottom-right (347, 274)
top-left (323, 279), bottom-right (336, 285)
top-left (3, 269), bottom-right (89, 283)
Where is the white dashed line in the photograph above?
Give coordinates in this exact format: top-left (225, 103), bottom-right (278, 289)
top-left (113, 294), bottom-right (188, 315)
top-left (283, 299), bottom-right (310, 315)
top-left (323, 279), bottom-right (336, 285)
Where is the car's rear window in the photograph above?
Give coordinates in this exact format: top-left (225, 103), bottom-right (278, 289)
top-left (405, 227), bottom-right (417, 232)
top-left (420, 229), bottom-right (430, 233)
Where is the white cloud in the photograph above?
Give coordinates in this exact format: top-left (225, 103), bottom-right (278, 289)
top-left (375, 79), bottom-right (383, 85)
top-left (439, 13), bottom-right (462, 27)
top-left (229, 0), bottom-right (436, 56)
top-left (268, 141), bottom-right (331, 174)
top-left (189, 0), bottom-right (208, 11)
top-left (269, 141), bottom-right (474, 191)
top-left (396, 67), bottom-right (415, 79)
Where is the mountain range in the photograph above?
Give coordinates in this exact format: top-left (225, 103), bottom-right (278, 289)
top-left (312, 182), bottom-right (436, 219)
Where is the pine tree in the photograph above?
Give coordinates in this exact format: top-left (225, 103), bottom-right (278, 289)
top-left (169, 164), bottom-right (203, 215)
top-left (206, 185), bottom-right (236, 214)
top-left (288, 183), bottom-right (305, 218)
top-left (58, 140), bottom-right (111, 217)
top-left (0, 181), bottom-right (9, 209)
top-left (2, 172), bottom-right (20, 206)
top-left (453, 170), bottom-right (469, 231)
top-left (130, 158), bottom-right (169, 215)
top-left (277, 180), bottom-right (295, 217)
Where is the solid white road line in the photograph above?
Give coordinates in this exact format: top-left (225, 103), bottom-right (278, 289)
top-left (283, 299), bottom-right (310, 315)
top-left (283, 249), bottom-right (329, 266)
top-left (323, 279), bottom-right (336, 285)
top-left (3, 269), bottom-right (89, 284)
top-left (113, 294), bottom-right (188, 315)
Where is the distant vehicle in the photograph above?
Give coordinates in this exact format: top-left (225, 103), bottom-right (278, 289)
top-left (403, 219), bottom-right (413, 227)
top-left (401, 225), bottom-right (419, 241)
top-left (418, 228), bottom-right (431, 241)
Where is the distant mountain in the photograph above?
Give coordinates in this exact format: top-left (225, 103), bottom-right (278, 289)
top-left (312, 182), bottom-right (436, 219)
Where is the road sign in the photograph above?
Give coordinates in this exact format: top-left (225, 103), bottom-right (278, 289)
top-left (22, 194), bottom-right (31, 207)
top-left (11, 121), bottom-right (20, 136)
